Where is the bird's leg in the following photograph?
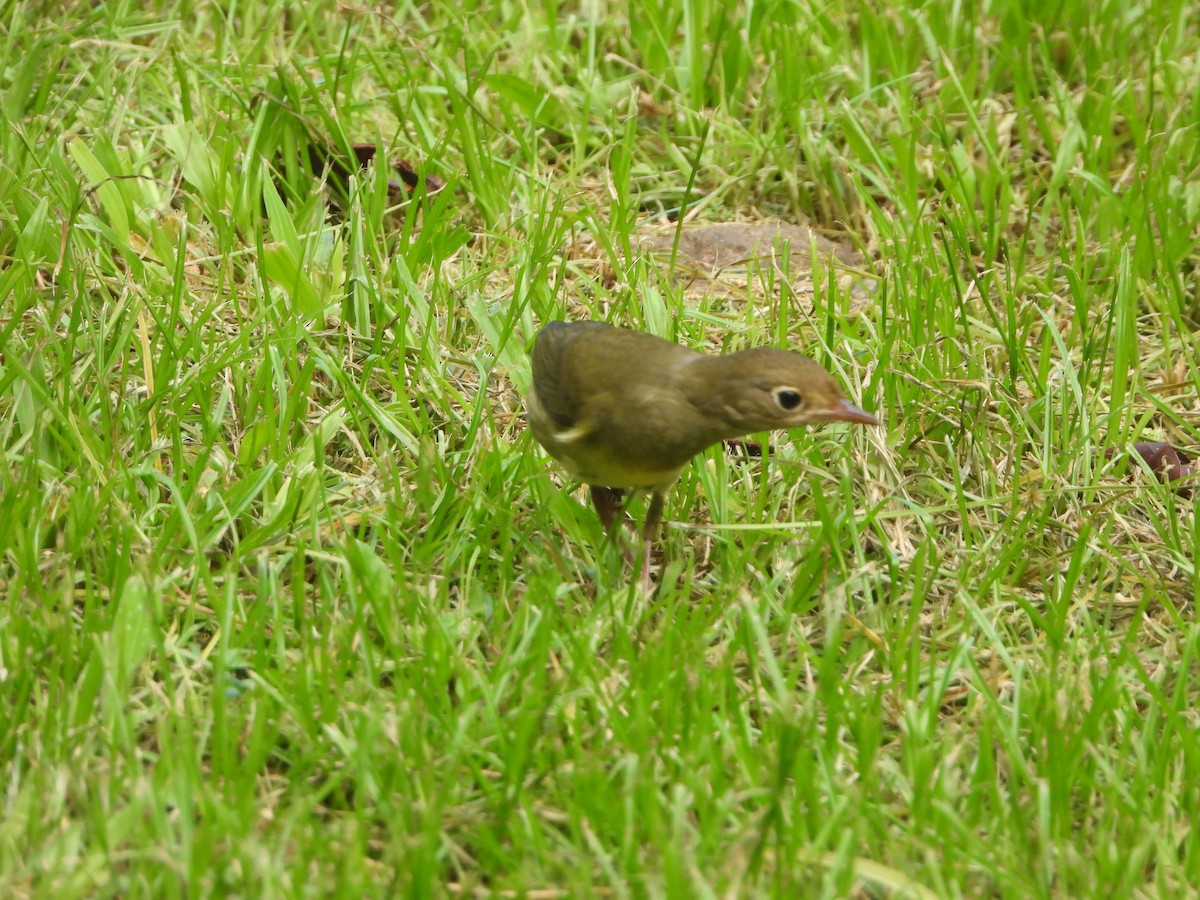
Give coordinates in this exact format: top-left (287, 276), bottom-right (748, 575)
top-left (589, 485), bottom-right (624, 534)
top-left (639, 490), bottom-right (666, 593)
top-left (592, 485), bottom-right (637, 565)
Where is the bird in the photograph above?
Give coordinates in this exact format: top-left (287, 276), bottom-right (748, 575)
top-left (525, 320), bottom-right (881, 592)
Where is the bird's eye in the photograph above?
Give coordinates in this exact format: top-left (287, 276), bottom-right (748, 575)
top-left (774, 388), bottom-right (803, 411)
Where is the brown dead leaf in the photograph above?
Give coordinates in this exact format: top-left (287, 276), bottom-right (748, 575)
top-left (723, 438), bottom-right (767, 459)
top-left (308, 143), bottom-right (446, 202)
top-left (1106, 441), bottom-right (1200, 497)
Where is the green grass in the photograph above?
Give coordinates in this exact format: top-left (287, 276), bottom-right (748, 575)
top-left (2, 0), bottom-right (1199, 895)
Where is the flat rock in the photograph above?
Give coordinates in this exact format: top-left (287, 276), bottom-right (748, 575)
top-left (638, 221), bottom-right (875, 310)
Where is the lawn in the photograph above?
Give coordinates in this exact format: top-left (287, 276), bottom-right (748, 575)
top-left (2, 0), bottom-right (1199, 896)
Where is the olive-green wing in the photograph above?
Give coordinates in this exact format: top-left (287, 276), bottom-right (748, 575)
top-left (529, 321), bottom-right (615, 429)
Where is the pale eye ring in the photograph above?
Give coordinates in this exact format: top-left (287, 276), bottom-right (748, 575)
top-left (774, 388), bottom-right (803, 411)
